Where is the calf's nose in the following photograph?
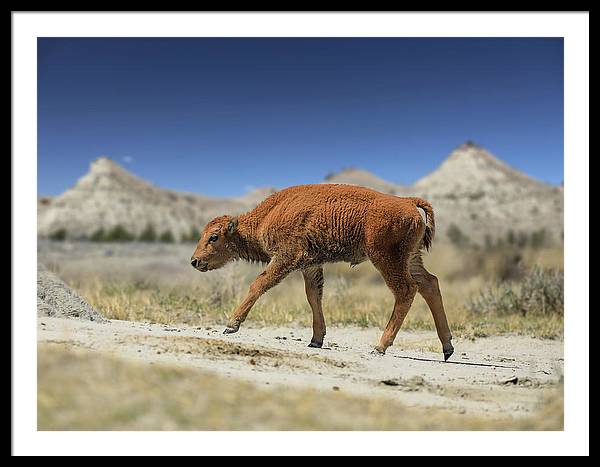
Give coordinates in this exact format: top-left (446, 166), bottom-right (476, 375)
top-left (191, 258), bottom-right (208, 270)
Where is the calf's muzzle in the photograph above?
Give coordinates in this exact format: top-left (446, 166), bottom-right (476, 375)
top-left (191, 257), bottom-right (208, 271)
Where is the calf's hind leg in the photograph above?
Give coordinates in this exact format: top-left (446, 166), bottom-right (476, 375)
top-left (370, 253), bottom-right (418, 355)
top-left (410, 254), bottom-right (454, 361)
top-left (302, 266), bottom-right (326, 348)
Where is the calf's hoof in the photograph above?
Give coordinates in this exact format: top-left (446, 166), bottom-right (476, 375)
top-left (443, 345), bottom-right (454, 362)
top-left (308, 340), bottom-right (323, 348)
top-left (223, 326), bottom-right (239, 335)
top-left (372, 346), bottom-right (386, 355)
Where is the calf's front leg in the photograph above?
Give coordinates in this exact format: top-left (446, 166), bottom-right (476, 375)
top-left (223, 257), bottom-right (294, 334)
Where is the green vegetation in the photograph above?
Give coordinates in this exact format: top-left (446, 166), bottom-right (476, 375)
top-left (138, 224), bottom-right (157, 242)
top-left (87, 225), bottom-right (135, 242)
top-left (158, 230), bottom-right (175, 243)
top-left (48, 228), bottom-right (67, 241)
top-left (530, 229), bottom-right (549, 248)
top-left (484, 228), bottom-right (551, 251)
top-left (86, 225), bottom-right (178, 243)
top-left (467, 267), bottom-right (563, 318)
top-left (506, 229), bottom-right (516, 246)
top-left (447, 223), bottom-right (470, 247)
top-left (104, 225), bottom-right (135, 242)
top-left (180, 226), bottom-right (201, 243)
top-left (89, 228), bottom-right (106, 242)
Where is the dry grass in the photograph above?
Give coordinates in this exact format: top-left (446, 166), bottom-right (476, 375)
top-left (38, 239), bottom-right (563, 340)
top-left (38, 343), bottom-right (563, 431)
top-left (55, 242), bottom-right (563, 340)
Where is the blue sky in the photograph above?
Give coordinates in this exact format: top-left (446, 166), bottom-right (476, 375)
top-left (38, 38), bottom-right (564, 197)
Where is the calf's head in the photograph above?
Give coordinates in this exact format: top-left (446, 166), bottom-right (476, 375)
top-left (190, 215), bottom-right (238, 272)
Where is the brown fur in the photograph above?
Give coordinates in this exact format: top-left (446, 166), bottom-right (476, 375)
top-left (191, 184), bottom-right (453, 358)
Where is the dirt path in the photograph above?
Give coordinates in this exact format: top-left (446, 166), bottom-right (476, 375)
top-left (38, 316), bottom-right (563, 419)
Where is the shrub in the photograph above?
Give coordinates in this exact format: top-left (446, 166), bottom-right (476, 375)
top-left (181, 227), bottom-right (200, 243)
top-left (530, 229), bottom-right (549, 248)
top-left (49, 228), bottom-right (67, 241)
top-left (468, 192), bottom-right (484, 201)
top-left (484, 235), bottom-right (494, 251)
top-left (105, 225), bottom-right (135, 242)
top-left (89, 228), bottom-right (106, 242)
top-left (466, 267), bottom-right (563, 316)
top-left (138, 224), bottom-right (157, 242)
top-left (516, 232), bottom-right (529, 248)
top-left (447, 223), bottom-right (469, 247)
top-left (494, 251), bottom-right (524, 282)
top-left (506, 229), bottom-right (516, 246)
top-left (159, 230), bottom-right (175, 243)
top-left (520, 267), bottom-right (564, 315)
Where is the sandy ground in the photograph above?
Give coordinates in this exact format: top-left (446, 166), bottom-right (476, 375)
top-left (38, 316), bottom-right (563, 419)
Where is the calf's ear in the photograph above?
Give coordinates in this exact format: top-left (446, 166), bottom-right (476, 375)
top-left (227, 217), bottom-right (238, 234)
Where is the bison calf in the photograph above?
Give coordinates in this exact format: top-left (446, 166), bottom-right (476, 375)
top-left (191, 184), bottom-right (454, 360)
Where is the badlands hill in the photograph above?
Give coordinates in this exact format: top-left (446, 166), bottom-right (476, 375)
top-left (38, 143), bottom-right (563, 244)
top-left (37, 157), bottom-right (275, 241)
top-left (327, 142), bottom-right (563, 243)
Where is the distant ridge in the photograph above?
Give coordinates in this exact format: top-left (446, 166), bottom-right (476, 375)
top-left (324, 167), bottom-right (409, 196)
top-left (38, 143), bottom-right (563, 244)
top-left (321, 142), bottom-right (563, 243)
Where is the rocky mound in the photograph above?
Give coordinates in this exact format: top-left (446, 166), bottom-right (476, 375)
top-left (37, 263), bottom-right (105, 322)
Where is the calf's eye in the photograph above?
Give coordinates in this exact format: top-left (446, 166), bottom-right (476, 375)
top-left (209, 234), bottom-right (219, 243)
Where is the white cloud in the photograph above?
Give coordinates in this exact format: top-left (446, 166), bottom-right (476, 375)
top-left (123, 156), bottom-right (134, 164)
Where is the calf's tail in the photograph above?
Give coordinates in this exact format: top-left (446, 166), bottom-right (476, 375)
top-left (410, 198), bottom-right (435, 251)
